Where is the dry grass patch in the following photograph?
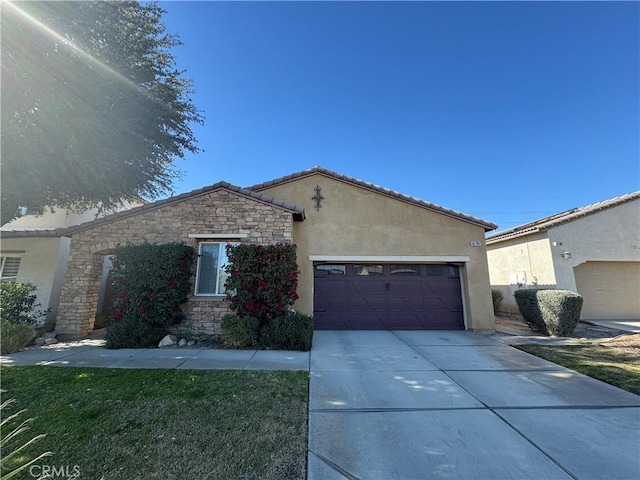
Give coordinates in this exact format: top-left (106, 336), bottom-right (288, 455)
top-left (0, 367), bottom-right (308, 480)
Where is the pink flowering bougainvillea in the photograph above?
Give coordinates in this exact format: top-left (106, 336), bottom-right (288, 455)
top-left (109, 242), bottom-right (195, 327)
top-left (224, 243), bottom-right (299, 327)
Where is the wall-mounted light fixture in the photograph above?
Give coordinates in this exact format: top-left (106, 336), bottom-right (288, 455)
top-left (561, 251), bottom-right (572, 260)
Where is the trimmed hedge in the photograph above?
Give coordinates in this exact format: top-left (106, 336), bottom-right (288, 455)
top-left (514, 289), bottom-right (584, 336)
top-left (261, 311), bottom-right (313, 351)
top-left (221, 311), bottom-right (314, 351)
top-left (221, 314), bottom-right (260, 348)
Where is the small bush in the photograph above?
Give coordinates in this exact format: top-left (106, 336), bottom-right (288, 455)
top-left (221, 314), bottom-right (260, 348)
top-left (1, 320), bottom-right (35, 354)
top-left (491, 289), bottom-right (504, 315)
top-left (105, 317), bottom-right (165, 349)
top-left (514, 289), bottom-right (584, 336)
top-left (260, 311), bottom-right (313, 351)
top-left (0, 281), bottom-right (47, 326)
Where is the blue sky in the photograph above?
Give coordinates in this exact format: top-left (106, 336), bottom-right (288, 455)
top-left (159, 1), bottom-right (639, 233)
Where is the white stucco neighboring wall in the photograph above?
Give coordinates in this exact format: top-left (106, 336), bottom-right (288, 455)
top-left (0, 237), bottom-right (65, 323)
top-left (2, 202), bottom-right (143, 229)
top-left (1, 201), bottom-right (143, 325)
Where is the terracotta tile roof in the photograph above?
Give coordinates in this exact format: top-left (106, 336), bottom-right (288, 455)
top-left (486, 191), bottom-right (640, 244)
top-left (248, 166), bottom-right (498, 231)
top-left (0, 228), bottom-right (63, 238)
top-left (63, 181), bottom-right (305, 235)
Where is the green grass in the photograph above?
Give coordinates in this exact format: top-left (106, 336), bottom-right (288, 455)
top-left (515, 344), bottom-right (640, 395)
top-left (0, 367), bottom-right (309, 480)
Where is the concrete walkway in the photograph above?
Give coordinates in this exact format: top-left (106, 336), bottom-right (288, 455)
top-left (307, 330), bottom-right (640, 480)
top-left (0, 340), bottom-right (310, 370)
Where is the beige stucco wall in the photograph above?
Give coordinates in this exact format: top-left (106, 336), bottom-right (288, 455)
top-left (547, 199), bottom-right (640, 291)
top-left (486, 198), bottom-right (640, 314)
top-left (0, 237), bottom-right (68, 323)
top-left (486, 232), bottom-right (556, 313)
top-left (259, 174), bottom-right (495, 331)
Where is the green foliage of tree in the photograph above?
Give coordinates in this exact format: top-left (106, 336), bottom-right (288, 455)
top-left (1, 1), bottom-right (204, 224)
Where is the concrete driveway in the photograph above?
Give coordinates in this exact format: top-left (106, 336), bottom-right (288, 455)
top-left (307, 330), bottom-right (640, 480)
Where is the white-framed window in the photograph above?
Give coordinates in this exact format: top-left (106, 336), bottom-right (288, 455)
top-left (0, 256), bottom-right (21, 281)
top-left (195, 242), bottom-right (233, 296)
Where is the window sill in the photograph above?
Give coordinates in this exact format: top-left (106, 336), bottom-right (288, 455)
top-left (189, 295), bottom-right (228, 302)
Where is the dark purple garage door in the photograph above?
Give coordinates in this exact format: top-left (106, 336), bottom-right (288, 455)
top-left (313, 263), bottom-right (464, 330)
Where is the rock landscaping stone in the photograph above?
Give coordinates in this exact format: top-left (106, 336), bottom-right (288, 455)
top-left (41, 331), bottom-right (57, 340)
top-left (44, 338), bottom-right (58, 345)
top-left (159, 334), bottom-right (178, 348)
top-left (34, 338), bottom-right (46, 346)
top-left (187, 340), bottom-right (196, 347)
top-left (178, 338), bottom-right (187, 347)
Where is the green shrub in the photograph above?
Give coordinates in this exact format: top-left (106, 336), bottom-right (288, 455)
top-left (221, 314), bottom-right (260, 348)
top-left (225, 243), bottom-right (299, 328)
top-left (514, 289), bottom-right (584, 336)
top-left (105, 317), bottom-right (165, 349)
top-left (0, 320), bottom-right (35, 354)
top-left (260, 311), bottom-right (313, 351)
top-left (491, 289), bottom-right (504, 315)
top-left (0, 281), bottom-right (47, 326)
top-left (106, 242), bottom-right (195, 348)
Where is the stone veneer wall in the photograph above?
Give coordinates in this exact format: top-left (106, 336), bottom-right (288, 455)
top-left (56, 189), bottom-right (295, 339)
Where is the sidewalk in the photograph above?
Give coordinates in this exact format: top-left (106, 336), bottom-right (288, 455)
top-left (0, 339), bottom-right (310, 370)
top-left (1, 317), bottom-right (635, 370)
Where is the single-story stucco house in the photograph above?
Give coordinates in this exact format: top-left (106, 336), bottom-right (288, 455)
top-left (486, 191), bottom-right (640, 321)
top-left (0, 202), bottom-right (142, 323)
top-left (53, 167), bottom-right (498, 339)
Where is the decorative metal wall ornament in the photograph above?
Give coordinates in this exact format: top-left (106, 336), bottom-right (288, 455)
top-left (312, 185), bottom-right (325, 211)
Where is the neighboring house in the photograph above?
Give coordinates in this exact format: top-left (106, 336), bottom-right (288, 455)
top-left (0, 202), bottom-right (143, 323)
top-left (486, 192), bottom-right (640, 321)
top-left (53, 167), bottom-right (498, 339)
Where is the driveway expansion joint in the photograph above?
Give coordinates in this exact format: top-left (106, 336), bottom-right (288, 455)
top-left (308, 450), bottom-right (361, 480)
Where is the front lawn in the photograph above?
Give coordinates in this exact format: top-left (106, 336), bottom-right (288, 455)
top-left (1, 367), bottom-right (308, 480)
top-left (515, 342), bottom-right (640, 395)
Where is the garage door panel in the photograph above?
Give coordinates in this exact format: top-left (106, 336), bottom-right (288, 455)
top-left (350, 314), bottom-right (386, 329)
top-left (388, 279), bottom-right (425, 295)
top-left (426, 313), bottom-right (465, 330)
top-left (387, 314), bottom-right (425, 329)
top-left (574, 261), bottom-right (640, 320)
top-left (387, 296), bottom-right (425, 312)
top-left (350, 296), bottom-right (386, 312)
top-left (314, 263), bottom-right (464, 330)
top-left (351, 281), bottom-right (386, 295)
top-left (315, 296), bottom-right (349, 313)
top-left (315, 313), bottom-right (349, 330)
top-left (314, 278), bottom-right (349, 296)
